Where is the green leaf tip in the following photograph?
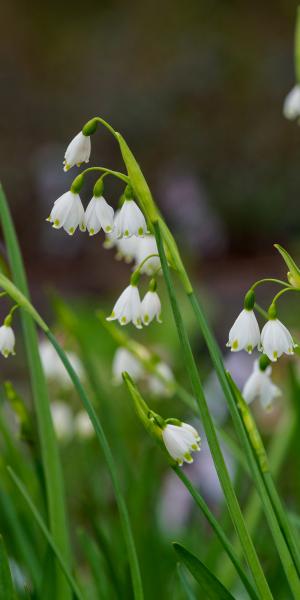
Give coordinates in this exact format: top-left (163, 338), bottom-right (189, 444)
top-left (274, 244), bottom-right (300, 288)
top-left (173, 543), bottom-right (235, 600)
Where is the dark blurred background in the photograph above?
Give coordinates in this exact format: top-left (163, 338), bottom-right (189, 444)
top-left (1, 0), bottom-right (300, 327)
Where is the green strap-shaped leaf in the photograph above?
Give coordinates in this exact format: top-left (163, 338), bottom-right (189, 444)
top-left (173, 543), bottom-right (235, 600)
top-left (7, 467), bottom-right (85, 600)
top-left (0, 535), bottom-right (16, 600)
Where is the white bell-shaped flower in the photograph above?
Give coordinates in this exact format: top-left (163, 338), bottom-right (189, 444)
top-left (112, 347), bottom-right (144, 384)
top-left (0, 324), bottom-right (15, 358)
top-left (116, 237), bottom-right (138, 263)
top-left (141, 290), bottom-right (162, 325)
top-left (39, 339), bottom-right (84, 389)
top-left (227, 309), bottom-right (260, 354)
top-left (107, 284), bottom-right (142, 328)
top-left (162, 421), bottom-right (201, 466)
top-left (260, 318), bottom-right (295, 361)
top-left (47, 191), bottom-right (85, 235)
top-left (74, 411), bottom-right (94, 439)
top-left (283, 85), bottom-right (300, 120)
top-left (63, 131), bottom-right (91, 171)
top-left (134, 235), bottom-right (161, 275)
top-left (243, 360), bottom-right (281, 410)
top-left (147, 361), bottom-right (174, 397)
top-left (51, 401), bottom-right (74, 442)
top-left (85, 196), bottom-right (114, 236)
top-left (103, 210), bottom-right (120, 249)
top-left (117, 199), bottom-right (147, 238)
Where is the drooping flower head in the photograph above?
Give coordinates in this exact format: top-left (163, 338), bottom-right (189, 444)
top-left (51, 401), bottom-right (74, 442)
top-left (134, 235), bottom-right (161, 275)
top-left (116, 237), bottom-right (138, 263)
top-left (260, 304), bottom-right (295, 362)
top-left (84, 179), bottom-right (114, 236)
top-left (112, 347), bottom-right (145, 384)
top-left (147, 361), bottom-right (174, 397)
top-left (63, 119), bottom-right (98, 171)
top-left (47, 191), bottom-right (85, 235)
top-left (107, 283), bottom-right (142, 329)
top-left (162, 421), bottom-right (201, 466)
top-left (39, 339), bottom-right (84, 389)
top-left (74, 411), bottom-right (94, 439)
top-left (47, 174), bottom-right (87, 235)
top-left (0, 318), bottom-right (15, 358)
top-left (116, 186), bottom-right (147, 238)
top-left (227, 290), bottom-right (260, 354)
top-left (63, 131), bottom-right (91, 172)
top-left (283, 85), bottom-right (300, 121)
top-left (141, 279), bottom-right (162, 325)
top-left (243, 356), bottom-right (281, 410)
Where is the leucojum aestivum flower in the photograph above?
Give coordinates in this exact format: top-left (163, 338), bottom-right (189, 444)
top-left (2, 13), bottom-right (300, 595)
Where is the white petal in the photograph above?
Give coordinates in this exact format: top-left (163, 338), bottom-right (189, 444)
top-left (283, 85), bottom-right (300, 120)
top-left (141, 291), bottom-right (162, 325)
top-left (107, 285), bottom-right (142, 328)
top-left (0, 325), bottom-right (15, 357)
top-left (134, 235), bottom-right (161, 275)
top-left (261, 319), bottom-right (295, 361)
top-left (118, 200), bottom-right (147, 238)
top-left (227, 309), bottom-right (260, 353)
top-left (95, 197), bottom-right (114, 233)
top-left (64, 132), bottom-right (91, 171)
top-left (112, 347), bottom-right (144, 384)
top-left (85, 197), bottom-right (101, 235)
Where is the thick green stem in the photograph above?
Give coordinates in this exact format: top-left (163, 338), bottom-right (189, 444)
top-left (0, 184), bottom-right (71, 600)
top-left (154, 221), bottom-right (273, 600)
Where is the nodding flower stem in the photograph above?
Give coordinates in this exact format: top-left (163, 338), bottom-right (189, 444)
top-left (72, 167), bottom-right (129, 188)
top-left (271, 287), bottom-right (300, 306)
top-left (251, 278), bottom-right (292, 291)
top-left (132, 253), bottom-right (160, 279)
top-left (82, 116), bottom-right (118, 140)
top-left (4, 303), bottom-right (19, 326)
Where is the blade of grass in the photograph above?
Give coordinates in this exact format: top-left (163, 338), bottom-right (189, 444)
top-left (219, 414), bottom-right (296, 588)
top-left (173, 467), bottom-right (259, 600)
top-left (176, 563), bottom-right (197, 600)
top-left (7, 467), bottom-right (84, 600)
top-left (123, 372), bottom-right (257, 598)
top-left (0, 534), bottom-right (16, 600)
top-left (173, 543), bottom-right (235, 600)
top-left (226, 374), bottom-right (300, 597)
top-left (0, 488), bottom-right (41, 590)
top-left (0, 270), bottom-right (144, 600)
top-left (46, 329), bottom-right (144, 600)
top-left (0, 184), bottom-right (71, 600)
top-left (154, 220), bottom-right (273, 600)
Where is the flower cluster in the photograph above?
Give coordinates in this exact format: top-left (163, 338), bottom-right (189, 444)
top-left (107, 278), bottom-right (162, 329)
top-left (227, 290), bottom-right (295, 362)
top-left (47, 127), bottom-right (163, 331)
top-left (47, 179), bottom-right (147, 239)
top-left (226, 248), bottom-right (300, 411)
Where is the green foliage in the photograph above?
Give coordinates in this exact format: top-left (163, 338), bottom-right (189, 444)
top-left (0, 535), bottom-right (16, 600)
top-left (173, 543), bottom-right (235, 600)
